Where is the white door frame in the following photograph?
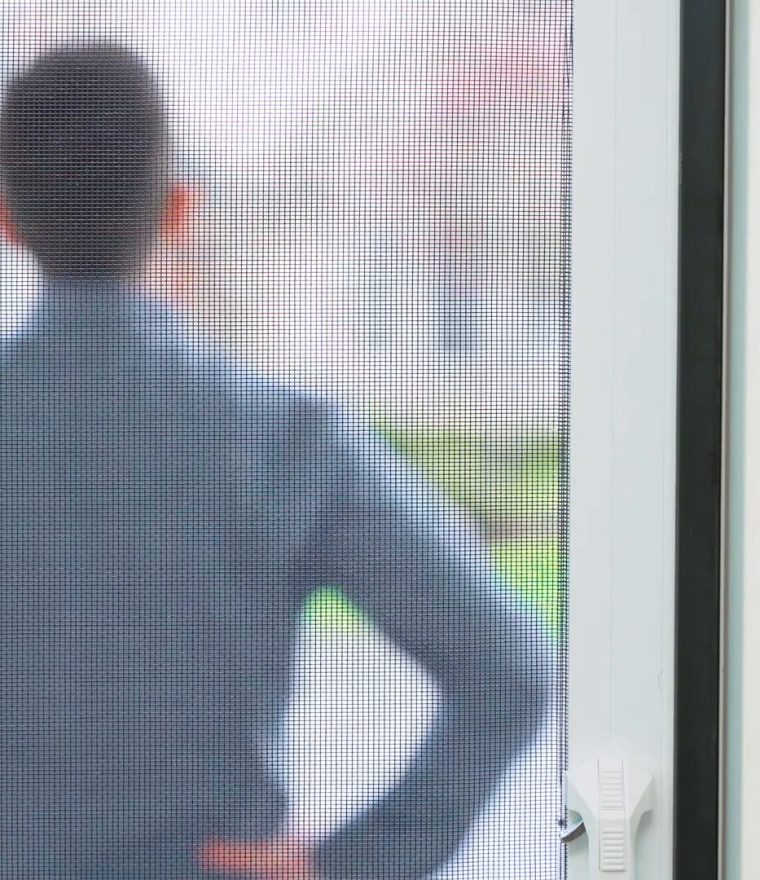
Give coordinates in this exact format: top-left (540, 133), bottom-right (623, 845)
top-left (569, 0), bottom-right (680, 876)
top-left (725, 0), bottom-right (760, 876)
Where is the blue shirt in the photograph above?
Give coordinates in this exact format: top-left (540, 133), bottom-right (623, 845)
top-left (0, 276), bottom-right (551, 879)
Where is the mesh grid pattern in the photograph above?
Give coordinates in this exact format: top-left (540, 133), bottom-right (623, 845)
top-left (0, 3), bottom-right (570, 878)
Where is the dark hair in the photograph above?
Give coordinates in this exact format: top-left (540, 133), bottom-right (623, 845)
top-left (0, 43), bottom-right (168, 277)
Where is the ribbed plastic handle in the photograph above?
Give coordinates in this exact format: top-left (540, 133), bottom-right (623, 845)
top-left (564, 757), bottom-right (655, 879)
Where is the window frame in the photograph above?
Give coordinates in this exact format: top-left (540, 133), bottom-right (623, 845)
top-left (569, 0), bottom-right (681, 876)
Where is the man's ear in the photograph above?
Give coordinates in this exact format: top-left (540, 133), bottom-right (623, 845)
top-left (0, 199), bottom-right (23, 247)
top-left (161, 182), bottom-right (197, 245)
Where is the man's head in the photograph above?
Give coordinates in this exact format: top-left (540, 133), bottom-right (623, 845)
top-left (0, 42), bottom-right (187, 278)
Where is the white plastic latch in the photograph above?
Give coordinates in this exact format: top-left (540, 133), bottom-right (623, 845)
top-left (563, 757), bottom-right (654, 878)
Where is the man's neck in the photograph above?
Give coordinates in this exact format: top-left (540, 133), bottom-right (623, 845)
top-left (36, 273), bottom-right (141, 332)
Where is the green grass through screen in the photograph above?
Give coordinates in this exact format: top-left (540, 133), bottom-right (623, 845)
top-left (303, 419), bottom-right (566, 642)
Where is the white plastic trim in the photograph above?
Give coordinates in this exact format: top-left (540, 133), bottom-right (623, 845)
top-left (569, 0), bottom-right (680, 877)
top-left (725, 1), bottom-right (760, 877)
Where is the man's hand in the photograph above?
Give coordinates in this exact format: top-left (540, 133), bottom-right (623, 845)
top-left (197, 835), bottom-right (317, 880)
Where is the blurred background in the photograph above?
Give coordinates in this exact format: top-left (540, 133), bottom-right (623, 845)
top-left (0, 2), bottom-right (570, 877)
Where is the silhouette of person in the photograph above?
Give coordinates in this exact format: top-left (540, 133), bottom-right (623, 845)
top-left (0, 43), bottom-right (551, 880)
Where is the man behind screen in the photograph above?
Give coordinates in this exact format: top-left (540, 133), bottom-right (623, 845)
top-left (0, 44), bottom-right (550, 880)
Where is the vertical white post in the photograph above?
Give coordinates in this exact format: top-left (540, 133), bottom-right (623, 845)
top-left (725, 1), bottom-right (760, 877)
top-left (570, 0), bottom-right (680, 877)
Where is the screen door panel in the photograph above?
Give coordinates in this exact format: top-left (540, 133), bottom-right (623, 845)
top-left (0, 3), bottom-right (571, 879)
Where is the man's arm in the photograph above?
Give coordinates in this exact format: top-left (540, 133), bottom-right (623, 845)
top-left (304, 405), bottom-right (553, 880)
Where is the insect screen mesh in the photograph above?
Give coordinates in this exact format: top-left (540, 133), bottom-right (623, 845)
top-left (0, 2), bottom-right (570, 878)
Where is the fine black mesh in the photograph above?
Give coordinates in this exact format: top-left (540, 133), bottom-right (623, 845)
top-left (0, 3), bottom-right (570, 878)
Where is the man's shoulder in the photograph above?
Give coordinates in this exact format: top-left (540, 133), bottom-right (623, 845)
top-left (131, 297), bottom-right (342, 437)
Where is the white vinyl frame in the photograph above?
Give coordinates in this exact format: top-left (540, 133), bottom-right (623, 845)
top-left (725, 0), bottom-right (760, 877)
top-left (569, 1), bottom-right (680, 877)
